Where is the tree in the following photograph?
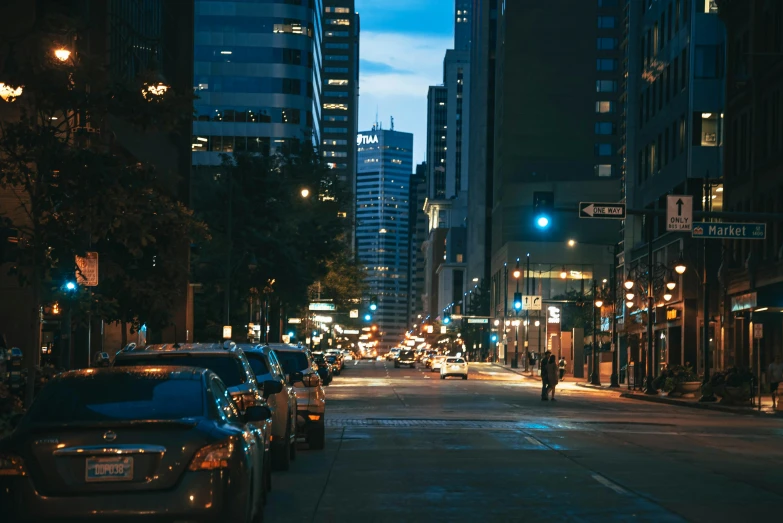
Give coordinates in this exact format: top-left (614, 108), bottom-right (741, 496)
top-left (192, 146), bottom-right (353, 341)
top-left (0, 5), bottom-right (204, 402)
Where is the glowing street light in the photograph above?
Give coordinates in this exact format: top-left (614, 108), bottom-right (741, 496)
top-left (0, 83), bottom-right (23, 102)
top-left (560, 267), bottom-right (567, 280)
top-left (663, 292), bottom-right (673, 302)
top-left (594, 299), bottom-right (604, 308)
top-left (624, 279), bottom-right (635, 290)
top-left (300, 188), bottom-right (310, 198)
top-left (626, 301), bottom-right (635, 309)
top-left (53, 48), bottom-right (72, 62)
top-left (625, 292), bottom-right (635, 301)
top-left (674, 257), bottom-right (687, 275)
top-left (567, 239), bottom-right (576, 247)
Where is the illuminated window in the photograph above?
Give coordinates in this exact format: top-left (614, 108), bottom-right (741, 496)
top-left (323, 139), bottom-right (348, 146)
top-left (328, 79), bottom-right (349, 85)
top-left (335, 7), bottom-right (350, 13)
top-left (323, 103), bottom-right (348, 110)
top-left (595, 101), bottom-right (615, 113)
top-left (595, 164), bottom-right (613, 177)
top-left (328, 19), bottom-right (350, 26)
top-left (596, 80), bottom-right (617, 92)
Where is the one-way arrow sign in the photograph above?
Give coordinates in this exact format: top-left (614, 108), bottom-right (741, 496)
top-left (579, 202), bottom-right (626, 219)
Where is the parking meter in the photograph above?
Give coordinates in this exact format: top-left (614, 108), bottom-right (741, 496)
top-left (8, 347), bottom-right (23, 393)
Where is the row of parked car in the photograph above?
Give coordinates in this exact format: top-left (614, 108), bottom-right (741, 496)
top-left (311, 348), bottom-right (354, 385)
top-left (0, 341), bottom-right (330, 522)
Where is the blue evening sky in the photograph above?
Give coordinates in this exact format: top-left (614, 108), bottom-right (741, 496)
top-left (354, 0), bottom-right (454, 164)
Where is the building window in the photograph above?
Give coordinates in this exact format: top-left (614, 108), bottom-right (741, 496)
top-left (324, 115), bottom-right (348, 122)
top-left (597, 37), bottom-right (618, 50)
top-left (325, 55), bottom-right (349, 61)
top-left (595, 122), bottom-right (616, 135)
top-left (595, 101), bottom-right (615, 113)
top-left (327, 19), bottom-right (351, 25)
top-left (323, 139), bottom-right (348, 146)
top-left (693, 112), bottom-right (721, 146)
top-left (456, 254), bottom-right (464, 263)
top-left (596, 80), bottom-right (617, 92)
top-left (324, 127), bottom-right (347, 133)
top-left (694, 45), bottom-right (723, 78)
top-left (598, 0), bottom-right (618, 5)
top-left (325, 42), bottom-right (350, 49)
top-left (325, 91), bottom-right (349, 98)
top-left (322, 103), bottom-right (348, 110)
top-left (327, 80), bottom-right (349, 86)
top-left (324, 67), bottom-right (349, 73)
top-left (323, 151), bottom-right (348, 157)
top-left (597, 16), bottom-right (616, 28)
top-left (325, 31), bottom-right (349, 37)
top-left (595, 143), bottom-right (613, 156)
top-left (596, 59), bottom-right (617, 71)
top-left (595, 164), bottom-right (613, 177)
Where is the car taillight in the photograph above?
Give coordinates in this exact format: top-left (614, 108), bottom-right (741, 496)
top-left (0, 454), bottom-right (26, 476)
top-left (188, 439), bottom-right (234, 471)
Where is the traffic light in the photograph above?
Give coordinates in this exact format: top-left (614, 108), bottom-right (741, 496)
top-left (369, 296), bottom-right (378, 311)
top-left (364, 313), bottom-right (372, 322)
top-left (533, 191), bottom-right (554, 229)
top-left (443, 316), bottom-right (451, 325)
top-left (513, 292), bottom-right (522, 312)
top-left (491, 334), bottom-right (498, 342)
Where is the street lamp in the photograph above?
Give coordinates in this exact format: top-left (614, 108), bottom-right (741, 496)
top-left (300, 188), bottom-right (310, 198)
top-left (674, 258), bottom-right (687, 275)
top-left (53, 48), bottom-right (72, 62)
top-left (567, 239), bottom-right (576, 247)
top-left (624, 279), bottom-right (635, 290)
top-left (0, 83), bottom-right (23, 102)
top-left (560, 267), bottom-right (567, 280)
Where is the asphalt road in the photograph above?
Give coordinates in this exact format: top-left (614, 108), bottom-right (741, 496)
top-left (265, 360), bottom-right (783, 523)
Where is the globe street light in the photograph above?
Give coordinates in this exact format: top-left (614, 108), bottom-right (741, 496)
top-left (300, 188), bottom-right (310, 198)
top-left (53, 48), bottom-right (72, 62)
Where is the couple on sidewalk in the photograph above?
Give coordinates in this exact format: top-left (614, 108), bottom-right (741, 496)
top-left (540, 350), bottom-right (559, 401)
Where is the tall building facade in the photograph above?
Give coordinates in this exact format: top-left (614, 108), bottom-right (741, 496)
top-left (356, 129), bottom-right (414, 345)
top-left (321, 0), bottom-right (359, 246)
top-left (482, 0), bottom-right (623, 361)
top-left (454, 0), bottom-right (472, 51)
top-left (622, 0), bottom-right (725, 376)
top-left (716, 0), bottom-right (782, 370)
top-left (407, 162), bottom-right (428, 327)
top-left (466, 0), bottom-right (498, 290)
top-left (191, 0), bottom-right (323, 166)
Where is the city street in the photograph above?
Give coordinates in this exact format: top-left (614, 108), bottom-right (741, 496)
top-left (267, 361), bottom-right (783, 523)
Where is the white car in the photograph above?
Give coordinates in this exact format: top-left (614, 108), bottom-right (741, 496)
top-left (430, 355), bottom-right (447, 372)
top-left (440, 357), bottom-right (468, 380)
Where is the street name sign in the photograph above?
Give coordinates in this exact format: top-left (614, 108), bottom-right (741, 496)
top-left (579, 202), bottom-right (626, 219)
top-left (522, 295), bottom-right (542, 311)
top-left (666, 195), bottom-right (693, 231)
top-left (692, 222), bottom-right (766, 240)
top-left (309, 302), bottom-right (335, 311)
top-left (467, 318), bottom-right (489, 324)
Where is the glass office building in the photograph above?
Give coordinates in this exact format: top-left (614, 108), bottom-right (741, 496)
top-left (192, 0), bottom-right (323, 165)
top-left (356, 129), bottom-right (414, 344)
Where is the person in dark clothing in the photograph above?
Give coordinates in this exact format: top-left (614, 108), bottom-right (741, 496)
top-left (541, 350), bottom-right (551, 400)
top-left (558, 356), bottom-right (566, 381)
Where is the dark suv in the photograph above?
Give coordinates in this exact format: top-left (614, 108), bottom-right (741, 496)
top-left (395, 349), bottom-right (416, 368)
top-left (113, 343), bottom-right (279, 490)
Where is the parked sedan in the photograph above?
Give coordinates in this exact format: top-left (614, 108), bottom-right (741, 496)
top-left (441, 357), bottom-right (469, 380)
top-left (0, 367), bottom-right (269, 522)
top-left (241, 344), bottom-right (298, 471)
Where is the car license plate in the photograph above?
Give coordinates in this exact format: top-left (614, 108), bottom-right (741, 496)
top-left (85, 457), bottom-right (133, 482)
top-left (451, 365), bottom-right (461, 369)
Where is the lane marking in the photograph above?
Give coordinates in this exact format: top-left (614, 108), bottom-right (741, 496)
top-left (525, 436), bottom-right (544, 447)
top-left (591, 474), bottom-right (627, 495)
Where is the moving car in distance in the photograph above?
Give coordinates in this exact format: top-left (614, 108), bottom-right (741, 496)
top-left (441, 357), bottom-right (469, 380)
top-left (0, 367), bottom-right (269, 522)
top-left (430, 355), bottom-right (447, 373)
top-left (394, 349), bottom-right (416, 368)
top-left (386, 348), bottom-right (401, 361)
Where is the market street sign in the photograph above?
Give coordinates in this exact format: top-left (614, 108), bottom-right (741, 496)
top-left (666, 195), bottom-right (693, 231)
top-left (467, 318), bottom-right (489, 324)
top-left (692, 222), bottom-right (766, 240)
top-left (309, 302), bottom-right (336, 311)
top-left (579, 202), bottom-right (626, 219)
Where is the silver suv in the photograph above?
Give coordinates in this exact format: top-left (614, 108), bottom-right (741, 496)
top-left (266, 343), bottom-right (326, 450)
top-left (239, 344), bottom-right (298, 470)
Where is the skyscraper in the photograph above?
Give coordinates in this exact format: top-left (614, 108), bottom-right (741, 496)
top-left (454, 0), bottom-right (472, 51)
top-left (407, 162), bottom-right (428, 327)
top-left (191, 0), bottom-right (323, 165)
top-left (321, 1), bottom-right (360, 247)
top-left (356, 129), bottom-right (414, 346)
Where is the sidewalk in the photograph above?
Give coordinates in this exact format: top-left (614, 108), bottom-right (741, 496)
top-left (492, 362), bottom-right (783, 417)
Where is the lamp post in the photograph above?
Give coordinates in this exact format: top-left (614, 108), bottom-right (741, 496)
top-left (591, 279), bottom-right (602, 385)
top-left (524, 253), bottom-right (531, 372)
top-left (624, 245), bottom-right (686, 395)
top-left (511, 258), bottom-right (521, 368)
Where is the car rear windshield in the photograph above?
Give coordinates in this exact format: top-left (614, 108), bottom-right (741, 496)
top-left (273, 350), bottom-right (310, 374)
top-left (244, 353), bottom-right (269, 376)
top-left (115, 356), bottom-right (246, 387)
top-left (447, 358), bottom-right (465, 364)
top-left (25, 374), bottom-right (204, 424)
top-left (400, 351), bottom-right (414, 358)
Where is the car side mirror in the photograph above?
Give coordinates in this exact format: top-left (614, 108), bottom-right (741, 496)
top-left (289, 371), bottom-right (304, 384)
top-left (243, 405), bottom-right (272, 423)
top-left (303, 374), bottom-right (320, 387)
top-left (263, 380), bottom-right (283, 397)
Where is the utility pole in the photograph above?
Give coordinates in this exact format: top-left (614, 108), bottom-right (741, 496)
top-left (610, 244), bottom-right (620, 387)
top-left (524, 253), bottom-right (530, 372)
top-left (590, 279), bottom-right (601, 385)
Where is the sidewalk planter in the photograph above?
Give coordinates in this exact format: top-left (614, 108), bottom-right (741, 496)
top-left (713, 384), bottom-right (751, 405)
top-left (675, 381), bottom-right (701, 397)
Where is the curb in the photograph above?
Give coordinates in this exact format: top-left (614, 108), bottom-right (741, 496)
top-left (574, 382), bottom-right (625, 395)
top-left (619, 392), bottom-right (783, 418)
top-left (491, 363), bottom-right (540, 380)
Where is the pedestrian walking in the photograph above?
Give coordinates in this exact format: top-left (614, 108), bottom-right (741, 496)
top-left (541, 350), bottom-right (551, 401)
top-left (769, 355), bottom-right (783, 409)
top-left (547, 354), bottom-right (559, 401)
top-left (558, 356), bottom-right (566, 381)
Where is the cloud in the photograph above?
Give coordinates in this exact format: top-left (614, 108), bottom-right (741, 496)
top-left (357, 31), bottom-right (451, 161)
top-left (360, 60), bottom-right (411, 75)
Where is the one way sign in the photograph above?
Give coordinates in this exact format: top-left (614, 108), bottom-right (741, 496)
top-left (579, 202), bottom-right (626, 219)
top-left (666, 195), bottom-right (692, 232)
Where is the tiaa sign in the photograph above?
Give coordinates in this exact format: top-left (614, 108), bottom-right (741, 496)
top-left (357, 134), bottom-right (379, 145)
